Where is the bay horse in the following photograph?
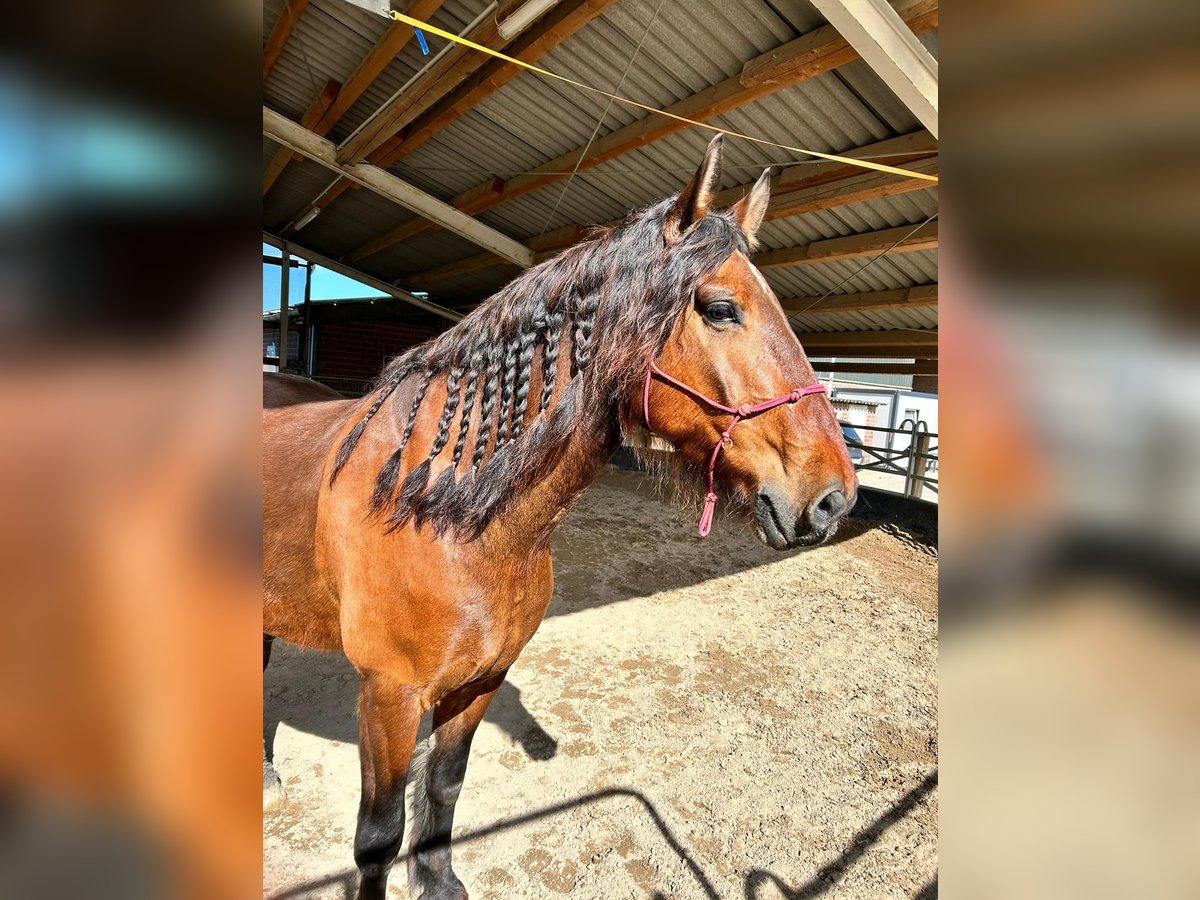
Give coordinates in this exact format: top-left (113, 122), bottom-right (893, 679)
top-left (263, 135), bottom-right (857, 900)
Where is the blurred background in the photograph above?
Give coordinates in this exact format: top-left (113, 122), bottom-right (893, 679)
top-left (0, 0), bottom-right (1197, 897)
top-left (0, 2), bottom-right (262, 898)
top-left (943, 1), bottom-right (1199, 897)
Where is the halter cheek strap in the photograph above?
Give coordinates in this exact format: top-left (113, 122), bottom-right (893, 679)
top-left (642, 360), bottom-right (828, 537)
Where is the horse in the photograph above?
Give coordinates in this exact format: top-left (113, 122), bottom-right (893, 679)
top-left (262, 135), bottom-right (857, 900)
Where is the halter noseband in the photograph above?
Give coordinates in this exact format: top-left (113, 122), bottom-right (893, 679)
top-left (642, 360), bottom-right (828, 537)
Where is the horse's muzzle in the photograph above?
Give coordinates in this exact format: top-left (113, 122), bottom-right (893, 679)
top-left (754, 483), bottom-right (854, 550)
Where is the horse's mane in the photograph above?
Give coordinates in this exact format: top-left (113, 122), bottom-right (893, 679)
top-left (329, 195), bottom-right (748, 540)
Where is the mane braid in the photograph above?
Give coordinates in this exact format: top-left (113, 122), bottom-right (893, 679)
top-left (369, 370), bottom-right (430, 513)
top-left (333, 194), bottom-right (748, 540)
top-left (496, 338), bottom-right (519, 445)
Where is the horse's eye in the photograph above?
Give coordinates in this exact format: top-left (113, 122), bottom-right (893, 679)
top-left (704, 301), bottom-right (738, 324)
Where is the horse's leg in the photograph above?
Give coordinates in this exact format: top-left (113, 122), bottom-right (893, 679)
top-left (355, 672), bottom-right (423, 900)
top-left (406, 673), bottom-right (505, 900)
top-left (263, 634), bottom-right (285, 807)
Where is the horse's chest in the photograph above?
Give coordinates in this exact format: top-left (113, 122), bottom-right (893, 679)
top-left (468, 560), bottom-right (554, 674)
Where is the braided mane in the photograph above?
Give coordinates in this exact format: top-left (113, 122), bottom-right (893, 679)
top-left (330, 196), bottom-right (748, 540)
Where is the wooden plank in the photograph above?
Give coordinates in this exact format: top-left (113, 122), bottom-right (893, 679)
top-left (755, 221), bottom-right (938, 270)
top-left (381, 0), bottom-right (618, 164)
top-left (741, 0), bottom-right (937, 88)
top-left (810, 360), bottom-right (937, 375)
top-left (263, 79), bottom-right (340, 195)
top-left (781, 284), bottom-right (937, 314)
top-left (263, 0), bottom-right (311, 82)
top-left (263, 107), bottom-right (534, 267)
top-left (809, 0), bottom-right (939, 136)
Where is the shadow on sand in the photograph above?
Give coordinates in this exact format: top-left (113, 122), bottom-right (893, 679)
top-left (267, 772), bottom-right (937, 900)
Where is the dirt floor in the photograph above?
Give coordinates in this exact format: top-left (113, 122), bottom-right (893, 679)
top-left (263, 468), bottom-right (938, 899)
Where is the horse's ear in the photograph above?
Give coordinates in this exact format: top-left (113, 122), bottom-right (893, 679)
top-left (665, 133), bottom-right (723, 242)
top-left (731, 168), bottom-right (772, 250)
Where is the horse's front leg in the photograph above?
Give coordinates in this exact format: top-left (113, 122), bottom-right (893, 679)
top-left (406, 672), bottom-right (506, 900)
top-left (354, 672), bottom-right (423, 900)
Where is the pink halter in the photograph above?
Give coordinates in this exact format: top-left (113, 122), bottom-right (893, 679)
top-left (642, 360), bottom-right (828, 537)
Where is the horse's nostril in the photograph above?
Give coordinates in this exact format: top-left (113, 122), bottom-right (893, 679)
top-left (817, 487), bottom-right (847, 519)
top-left (807, 486), bottom-right (849, 534)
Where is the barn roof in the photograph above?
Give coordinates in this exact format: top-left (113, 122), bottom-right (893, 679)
top-left (263, 0), bottom-right (938, 373)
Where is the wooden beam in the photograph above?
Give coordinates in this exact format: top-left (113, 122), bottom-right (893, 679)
top-left (711, 130), bottom-right (936, 214)
top-left (796, 329), bottom-right (936, 348)
top-left (781, 284), bottom-right (937, 314)
top-left (345, 0), bottom-right (939, 258)
top-left (378, 0), bottom-right (618, 164)
top-left (343, 177), bottom-right (506, 262)
top-left (263, 79), bottom-right (340, 195)
top-left (284, 0), bottom-right (614, 240)
top-left (338, 0), bottom-right (558, 165)
top-left (794, 328), bottom-right (937, 357)
top-left (263, 107), bottom-right (533, 267)
top-left (405, 224), bottom-right (585, 285)
top-left (755, 221), bottom-right (937, 270)
top-left (263, 232), bottom-right (463, 323)
top-left (325, 0), bottom-right (447, 130)
top-left (263, 0), bottom-right (311, 83)
top-left (767, 157), bottom-right (938, 219)
top-left (264, 0), bottom-right (444, 199)
top-left (808, 0), bottom-right (939, 137)
top-left (741, 0), bottom-right (937, 88)
top-left (810, 360), bottom-right (937, 375)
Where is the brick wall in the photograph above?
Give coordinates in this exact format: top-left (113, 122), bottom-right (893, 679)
top-left (911, 374), bottom-right (938, 395)
top-left (312, 321), bottom-right (439, 395)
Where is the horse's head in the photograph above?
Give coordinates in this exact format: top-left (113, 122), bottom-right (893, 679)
top-left (638, 136), bottom-right (857, 549)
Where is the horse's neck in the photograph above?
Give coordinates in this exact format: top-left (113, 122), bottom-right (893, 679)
top-left (494, 401), bottom-right (621, 552)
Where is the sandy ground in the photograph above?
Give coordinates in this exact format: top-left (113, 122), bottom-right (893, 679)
top-left (264, 468), bottom-right (938, 899)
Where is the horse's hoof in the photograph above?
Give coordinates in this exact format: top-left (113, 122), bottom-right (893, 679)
top-left (263, 764), bottom-right (286, 812)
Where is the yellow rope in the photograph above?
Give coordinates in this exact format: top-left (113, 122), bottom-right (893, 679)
top-left (391, 11), bottom-right (939, 184)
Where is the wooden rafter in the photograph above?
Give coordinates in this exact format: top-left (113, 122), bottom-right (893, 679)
top-left (810, 360), bottom-right (937, 375)
top-left (754, 221), bottom-right (938, 270)
top-left (388, 0), bottom-right (619, 164)
top-left (404, 225), bottom-right (585, 286)
top-left (263, 0), bottom-right (311, 83)
top-left (282, 0), bottom-right (615, 239)
top-left (264, 80), bottom-right (340, 195)
top-left (781, 284), bottom-right (937, 314)
top-left (264, 107), bottom-right (533, 267)
top-left (390, 156), bottom-right (938, 288)
top-left (794, 328), bottom-right (937, 357)
top-left (338, 0), bottom-right (569, 165)
top-left (808, 0), bottom-right (939, 137)
top-left (342, 0), bottom-right (938, 260)
top-left (263, 0), bottom-right (446, 198)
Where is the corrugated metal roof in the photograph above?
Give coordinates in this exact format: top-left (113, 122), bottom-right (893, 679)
top-left (264, 0), bottom-right (937, 335)
top-left (789, 305), bottom-right (938, 333)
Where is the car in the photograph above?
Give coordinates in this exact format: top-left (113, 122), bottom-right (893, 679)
top-left (840, 424), bottom-right (864, 463)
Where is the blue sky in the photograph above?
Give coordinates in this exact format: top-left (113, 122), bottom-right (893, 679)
top-left (263, 242), bottom-right (386, 312)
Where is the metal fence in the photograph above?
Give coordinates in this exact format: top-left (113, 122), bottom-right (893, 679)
top-left (840, 418), bottom-right (938, 499)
